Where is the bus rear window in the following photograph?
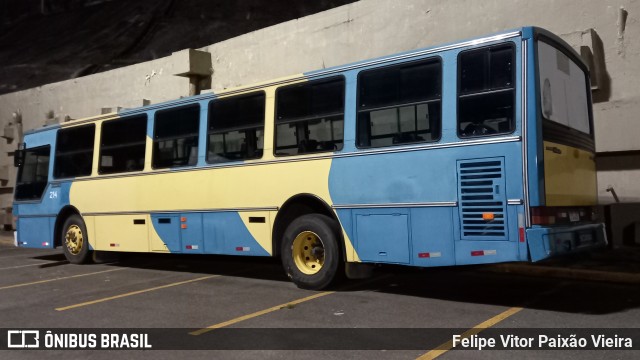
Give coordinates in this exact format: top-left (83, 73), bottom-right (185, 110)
top-left (15, 146), bottom-right (50, 201)
top-left (538, 40), bottom-right (590, 135)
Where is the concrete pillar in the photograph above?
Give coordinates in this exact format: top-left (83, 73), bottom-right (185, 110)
top-left (171, 49), bottom-right (213, 96)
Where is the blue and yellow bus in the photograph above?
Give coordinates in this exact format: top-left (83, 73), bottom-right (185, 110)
top-left (13, 27), bottom-right (606, 289)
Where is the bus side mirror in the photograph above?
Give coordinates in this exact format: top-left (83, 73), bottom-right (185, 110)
top-left (14, 144), bottom-right (25, 167)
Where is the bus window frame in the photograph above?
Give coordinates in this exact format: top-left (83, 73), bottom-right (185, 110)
top-left (355, 56), bottom-right (443, 149)
top-left (152, 103), bottom-right (201, 170)
top-left (53, 123), bottom-right (96, 179)
top-left (206, 90), bottom-right (266, 164)
top-left (98, 114), bottom-right (148, 175)
top-left (456, 42), bottom-right (517, 139)
top-left (273, 75), bottom-right (346, 157)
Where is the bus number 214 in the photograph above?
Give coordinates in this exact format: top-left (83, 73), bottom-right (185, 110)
top-left (49, 191), bottom-right (58, 199)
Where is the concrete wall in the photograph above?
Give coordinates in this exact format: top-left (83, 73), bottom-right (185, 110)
top-left (1, 0), bottom-right (639, 227)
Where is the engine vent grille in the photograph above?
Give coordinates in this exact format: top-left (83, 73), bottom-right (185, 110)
top-left (457, 158), bottom-right (507, 240)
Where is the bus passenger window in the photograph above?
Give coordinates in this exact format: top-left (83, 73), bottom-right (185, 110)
top-left (275, 77), bottom-right (345, 156)
top-left (153, 105), bottom-right (200, 169)
top-left (207, 92), bottom-right (265, 163)
top-left (54, 124), bottom-right (95, 178)
top-left (99, 115), bottom-right (147, 174)
top-left (357, 58), bottom-right (441, 148)
top-left (458, 44), bottom-right (515, 138)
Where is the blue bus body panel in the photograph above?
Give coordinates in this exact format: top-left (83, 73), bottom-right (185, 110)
top-left (15, 181), bottom-right (73, 249)
top-left (337, 206), bottom-right (457, 266)
top-left (353, 209), bottom-right (412, 264)
top-left (202, 212), bottom-right (270, 256)
top-left (330, 141), bottom-right (525, 266)
top-left (14, 128), bottom-right (68, 249)
top-left (181, 213), bottom-right (204, 254)
top-left (15, 217), bottom-right (54, 248)
top-left (150, 212), bottom-right (270, 256)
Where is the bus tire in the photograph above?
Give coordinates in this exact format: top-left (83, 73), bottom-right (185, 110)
top-left (281, 214), bottom-right (342, 290)
top-left (61, 214), bottom-right (92, 264)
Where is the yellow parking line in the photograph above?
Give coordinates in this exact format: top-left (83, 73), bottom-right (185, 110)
top-left (190, 274), bottom-right (391, 336)
top-left (56, 274), bottom-right (219, 311)
top-left (190, 290), bottom-right (335, 336)
top-left (0, 262), bottom-right (50, 271)
top-left (0, 268), bottom-right (125, 291)
top-left (416, 306), bottom-right (524, 360)
top-left (0, 250), bottom-right (41, 258)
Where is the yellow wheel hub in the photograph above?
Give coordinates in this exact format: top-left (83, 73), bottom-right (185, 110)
top-left (292, 231), bottom-right (325, 275)
top-left (65, 225), bottom-right (84, 255)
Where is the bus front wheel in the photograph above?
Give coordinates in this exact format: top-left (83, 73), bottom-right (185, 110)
top-left (281, 214), bottom-right (342, 290)
top-left (61, 214), bottom-right (92, 264)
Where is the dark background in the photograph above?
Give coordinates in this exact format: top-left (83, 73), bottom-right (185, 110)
top-left (0, 0), bottom-right (357, 95)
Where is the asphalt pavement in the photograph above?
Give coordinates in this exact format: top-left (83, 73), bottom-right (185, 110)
top-left (1, 230), bottom-right (638, 359)
top-left (2, 230), bottom-right (638, 285)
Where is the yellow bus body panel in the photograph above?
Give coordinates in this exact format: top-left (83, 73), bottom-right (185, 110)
top-left (69, 157), bottom-right (359, 260)
top-left (543, 141), bottom-right (597, 206)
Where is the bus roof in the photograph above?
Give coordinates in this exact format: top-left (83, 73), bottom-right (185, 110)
top-left (25, 26), bottom-right (578, 136)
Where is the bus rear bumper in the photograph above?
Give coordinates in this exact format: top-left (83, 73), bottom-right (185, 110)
top-left (526, 223), bottom-right (607, 262)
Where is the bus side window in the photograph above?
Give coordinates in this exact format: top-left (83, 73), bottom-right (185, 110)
top-left (458, 44), bottom-right (515, 138)
top-left (207, 92), bottom-right (265, 163)
top-left (356, 58), bottom-right (441, 148)
top-left (54, 124), bottom-right (95, 178)
top-left (274, 77), bottom-right (345, 156)
top-left (153, 105), bottom-right (200, 169)
top-left (99, 115), bottom-right (147, 174)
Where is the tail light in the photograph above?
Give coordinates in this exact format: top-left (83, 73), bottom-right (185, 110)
top-left (531, 206), bottom-right (595, 225)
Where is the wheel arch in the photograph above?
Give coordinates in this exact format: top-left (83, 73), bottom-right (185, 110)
top-left (272, 193), bottom-right (344, 259)
top-left (54, 205), bottom-right (82, 248)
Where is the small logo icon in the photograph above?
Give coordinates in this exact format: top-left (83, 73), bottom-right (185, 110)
top-left (7, 330), bottom-right (40, 348)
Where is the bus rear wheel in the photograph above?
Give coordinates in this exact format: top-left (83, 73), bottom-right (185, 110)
top-left (62, 214), bottom-right (92, 264)
top-left (281, 214), bottom-right (342, 290)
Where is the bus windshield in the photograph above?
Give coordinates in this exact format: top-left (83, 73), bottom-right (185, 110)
top-left (15, 146), bottom-right (50, 201)
top-left (538, 40), bottom-right (591, 135)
